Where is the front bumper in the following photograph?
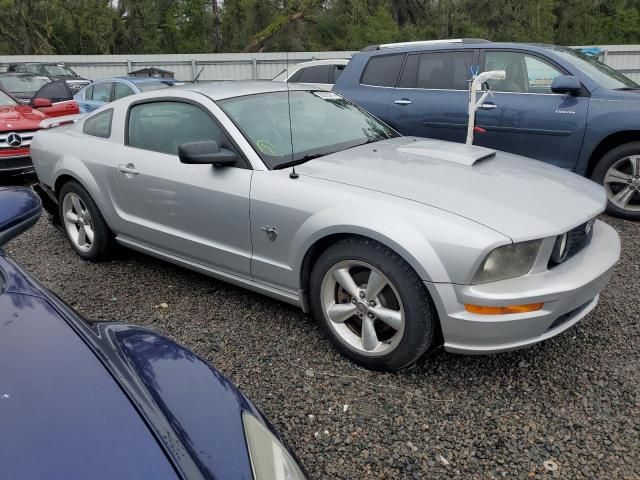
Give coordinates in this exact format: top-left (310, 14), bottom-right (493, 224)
top-left (0, 155), bottom-right (33, 174)
top-left (426, 220), bottom-right (620, 354)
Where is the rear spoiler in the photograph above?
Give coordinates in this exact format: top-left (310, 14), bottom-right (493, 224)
top-left (39, 113), bottom-right (86, 129)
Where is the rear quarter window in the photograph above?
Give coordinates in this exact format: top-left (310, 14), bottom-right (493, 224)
top-left (360, 54), bottom-right (405, 87)
top-left (291, 65), bottom-right (331, 83)
top-left (83, 109), bottom-right (113, 138)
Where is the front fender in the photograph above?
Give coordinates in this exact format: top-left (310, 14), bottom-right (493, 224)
top-left (290, 201), bottom-right (508, 285)
top-left (290, 206), bottom-right (448, 283)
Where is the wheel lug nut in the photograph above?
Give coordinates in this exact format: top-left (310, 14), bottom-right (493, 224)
top-left (367, 312), bottom-right (374, 319)
top-left (369, 300), bottom-right (375, 307)
top-left (351, 298), bottom-right (357, 305)
top-left (359, 291), bottom-right (365, 299)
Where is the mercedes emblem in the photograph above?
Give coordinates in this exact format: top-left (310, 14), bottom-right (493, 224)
top-left (6, 133), bottom-right (22, 147)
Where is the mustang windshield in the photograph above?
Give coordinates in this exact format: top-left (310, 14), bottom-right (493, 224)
top-left (552, 47), bottom-right (639, 90)
top-left (219, 90), bottom-right (398, 169)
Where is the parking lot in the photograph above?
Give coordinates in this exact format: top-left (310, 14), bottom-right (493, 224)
top-left (4, 176), bottom-right (638, 480)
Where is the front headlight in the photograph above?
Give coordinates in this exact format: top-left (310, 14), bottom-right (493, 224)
top-left (243, 413), bottom-right (306, 480)
top-left (472, 240), bottom-right (541, 284)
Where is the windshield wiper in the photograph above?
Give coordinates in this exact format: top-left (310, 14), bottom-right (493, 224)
top-left (274, 152), bottom-right (327, 170)
top-left (615, 87), bottom-right (640, 90)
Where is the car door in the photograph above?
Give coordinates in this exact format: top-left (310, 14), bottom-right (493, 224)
top-left (387, 50), bottom-right (477, 143)
top-left (79, 81), bottom-right (113, 113)
top-left (112, 99), bottom-right (252, 277)
top-left (31, 80), bottom-right (79, 117)
top-left (476, 49), bottom-right (589, 169)
top-left (351, 53), bottom-right (406, 121)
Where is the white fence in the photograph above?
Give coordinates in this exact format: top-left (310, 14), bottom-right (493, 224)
top-left (0, 52), bottom-right (356, 82)
top-left (1, 45), bottom-right (639, 82)
top-left (588, 45), bottom-right (640, 82)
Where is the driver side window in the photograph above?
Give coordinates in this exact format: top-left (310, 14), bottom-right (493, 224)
top-left (127, 101), bottom-right (231, 157)
top-left (484, 51), bottom-right (563, 94)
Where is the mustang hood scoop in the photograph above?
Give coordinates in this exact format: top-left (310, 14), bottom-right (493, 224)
top-left (397, 139), bottom-right (496, 166)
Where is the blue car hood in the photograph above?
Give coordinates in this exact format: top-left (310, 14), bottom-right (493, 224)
top-left (0, 254), bottom-right (263, 480)
top-left (0, 277), bottom-right (178, 478)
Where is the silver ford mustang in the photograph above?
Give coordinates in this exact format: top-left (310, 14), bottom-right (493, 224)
top-left (31, 82), bottom-right (620, 371)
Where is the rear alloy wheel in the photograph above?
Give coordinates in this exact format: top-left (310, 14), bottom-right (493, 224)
top-left (62, 192), bottom-right (95, 253)
top-left (592, 142), bottom-right (640, 220)
top-left (310, 237), bottom-right (437, 371)
top-left (58, 182), bottom-right (115, 260)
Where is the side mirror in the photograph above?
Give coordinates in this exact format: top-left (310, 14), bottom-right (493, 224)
top-left (178, 140), bottom-right (239, 167)
top-left (32, 97), bottom-right (53, 108)
top-left (0, 187), bottom-right (41, 246)
top-left (551, 75), bottom-right (582, 95)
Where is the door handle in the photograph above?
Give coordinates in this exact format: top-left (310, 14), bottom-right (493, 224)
top-left (394, 99), bottom-right (413, 105)
top-left (479, 103), bottom-right (499, 110)
top-left (118, 163), bottom-right (139, 175)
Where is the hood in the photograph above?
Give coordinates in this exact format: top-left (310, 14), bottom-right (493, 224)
top-left (0, 104), bottom-right (45, 130)
top-left (297, 137), bottom-right (606, 241)
top-left (110, 327), bottom-right (261, 479)
top-left (0, 258), bottom-right (178, 480)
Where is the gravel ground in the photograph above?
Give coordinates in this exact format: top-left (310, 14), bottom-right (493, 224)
top-left (4, 175), bottom-right (639, 479)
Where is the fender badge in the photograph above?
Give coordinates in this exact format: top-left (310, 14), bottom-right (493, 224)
top-left (261, 225), bottom-right (278, 241)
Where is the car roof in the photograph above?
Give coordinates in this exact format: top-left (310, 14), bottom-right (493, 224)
top-left (293, 58), bottom-right (350, 67)
top-left (115, 76), bottom-right (175, 83)
top-left (186, 80), bottom-right (312, 100)
top-left (361, 40), bottom-right (558, 55)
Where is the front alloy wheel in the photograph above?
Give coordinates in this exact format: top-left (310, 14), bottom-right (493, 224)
top-left (603, 155), bottom-right (640, 213)
top-left (321, 260), bottom-right (405, 356)
top-left (592, 142), bottom-right (640, 220)
top-left (310, 236), bottom-right (438, 371)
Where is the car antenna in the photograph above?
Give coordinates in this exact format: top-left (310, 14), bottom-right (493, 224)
top-left (286, 49), bottom-right (299, 179)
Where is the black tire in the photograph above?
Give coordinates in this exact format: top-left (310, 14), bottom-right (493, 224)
top-left (591, 142), bottom-right (640, 220)
top-left (58, 181), bottom-right (115, 261)
top-left (309, 236), bottom-right (438, 371)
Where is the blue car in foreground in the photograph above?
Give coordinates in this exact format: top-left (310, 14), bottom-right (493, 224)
top-left (0, 187), bottom-right (305, 480)
top-left (334, 39), bottom-right (640, 220)
top-left (74, 77), bottom-right (175, 113)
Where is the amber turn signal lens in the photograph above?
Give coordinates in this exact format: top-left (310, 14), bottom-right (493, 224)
top-left (464, 303), bottom-right (544, 315)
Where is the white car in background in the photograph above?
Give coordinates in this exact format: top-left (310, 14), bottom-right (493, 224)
top-left (272, 59), bottom-right (349, 90)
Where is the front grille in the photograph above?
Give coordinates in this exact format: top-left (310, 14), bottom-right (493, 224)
top-left (548, 219), bottom-right (595, 269)
top-left (0, 156), bottom-right (33, 172)
top-left (0, 130), bottom-right (37, 150)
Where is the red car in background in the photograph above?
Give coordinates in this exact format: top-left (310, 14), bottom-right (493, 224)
top-left (0, 79), bottom-right (80, 175)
